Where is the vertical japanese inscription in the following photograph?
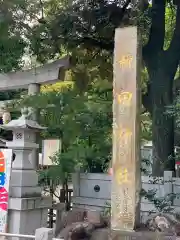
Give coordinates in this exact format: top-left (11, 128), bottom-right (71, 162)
top-left (111, 27), bottom-right (141, 231)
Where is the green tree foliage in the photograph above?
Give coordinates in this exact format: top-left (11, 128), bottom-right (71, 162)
top-left (0, 0), bottom-right (41, 72)
top-left (20, 79), bottom-right (112, 173)
top-left (19, 78), bottom-right (152, 181)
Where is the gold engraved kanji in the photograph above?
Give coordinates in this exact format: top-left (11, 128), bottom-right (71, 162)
top-left (119, 54), bottom-right (133, 69)
top-left (117, 92), bottom-right (132, 106)
top-left (115, 167), bottom-right (129, 185)
top-left (119, 128), bottom-right (132, 146)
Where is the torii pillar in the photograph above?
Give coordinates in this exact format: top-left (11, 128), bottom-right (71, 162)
top-left (111, 26), bottom-right (141, 236)
top-left (28, 83), bottom-right (40, 169)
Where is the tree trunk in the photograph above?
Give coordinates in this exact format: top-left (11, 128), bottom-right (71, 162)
top-left (142, 1), bottom-right (180, 177)
top-left (152, 107), bottom-right (174, 176)
top-left (150, 69), bottom-right (175, 176)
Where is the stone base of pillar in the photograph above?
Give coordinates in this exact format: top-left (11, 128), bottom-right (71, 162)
top-left (111, 230), bottom-right (175, 240)
top-left (7, 196), bottom-right (52, 240)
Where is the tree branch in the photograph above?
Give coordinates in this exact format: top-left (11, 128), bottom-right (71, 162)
top-left (79, 0), bottom-right (132, 50)
top-left (167, 5), bottom-right (180, 75)
top-left (121, 0), bottom-right (131, 15)
top-left (82, 37), bottom-right (114, 51)
top-left (145, 0), bottom-right (166, 52)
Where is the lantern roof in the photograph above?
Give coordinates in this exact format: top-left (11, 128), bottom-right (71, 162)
top-left (0, 138), bottom-right (6, 147)
top-left (0, 108), bottom-right (46, 131)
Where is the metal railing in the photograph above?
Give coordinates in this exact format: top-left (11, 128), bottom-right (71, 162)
top-left (0, 232), bottom-right (35, 238)
top-left (0, 228), bottom-right (63, 240)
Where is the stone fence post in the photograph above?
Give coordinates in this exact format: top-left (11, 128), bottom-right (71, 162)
top-left (72, 172), bottom-right (80, 197)
top-left (163, 171), bottom-right (173, 204)
top-left (54, 203), bottom-right (66, 237)
top-left (35, 228), bottom-right (53, 240)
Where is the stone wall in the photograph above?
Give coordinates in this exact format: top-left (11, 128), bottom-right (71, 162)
top-left (72, 171), bottom-right (180, 223)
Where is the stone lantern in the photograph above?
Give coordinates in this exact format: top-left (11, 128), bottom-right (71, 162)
top-left (1, 108), bottom-right (52, 237)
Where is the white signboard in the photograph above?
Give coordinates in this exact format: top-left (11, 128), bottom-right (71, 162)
top-left (42, 139), bottom-right (61, 165)
top-left (0, 149), bottom-right (12, 233)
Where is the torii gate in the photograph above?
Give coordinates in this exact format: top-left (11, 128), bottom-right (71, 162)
top-left (0, 56), bottom-right (69, 91)
top-left (0, 56), bottom-right (69, 168)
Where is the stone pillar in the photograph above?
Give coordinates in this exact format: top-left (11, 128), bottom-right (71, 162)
top-left (2, 109), bottom-right (52, 239)
top-left (28, 83), bottom-right (40, 96)
top-left (28, 83), bottom-right (40, 169)
top-left (111, 26), bottom-right (141, 233)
